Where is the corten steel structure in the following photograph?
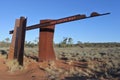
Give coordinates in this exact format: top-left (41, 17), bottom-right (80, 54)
top-left (39, 20), bottom-right (56, 61)
top-left (9, 12), bottom-right (110, 64)
top-left (8, 17), bottom-right (27, 65)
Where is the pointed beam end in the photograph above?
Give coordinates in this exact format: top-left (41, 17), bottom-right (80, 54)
top-left (90, 12), bottom-right (110, 17)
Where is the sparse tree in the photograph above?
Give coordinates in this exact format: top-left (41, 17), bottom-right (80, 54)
top-left (62, 37), bottom-right (68, 44)
top-left (58, 37), bottom-right (74, 47)
top-left (5, 38), bottom-right (10, 43)
top-left (59, 37), bottom-right (68, 47)
top-left (68, 37), bottom-right (73, 46)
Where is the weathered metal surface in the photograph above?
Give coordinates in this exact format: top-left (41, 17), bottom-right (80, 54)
top-left (8, 17), bottom-right (26, 65)
top-left (39, 20), bottom-right (56, 61)
top-left (17, 17), bottom-right (26, 65)
top-left (9, 12), bottom-right (110, 34)
top-left (8, 19), bottom-right (20, 59)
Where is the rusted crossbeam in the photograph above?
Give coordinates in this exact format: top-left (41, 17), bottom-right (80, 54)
top-left (9, 12), bottom-right (110, 34)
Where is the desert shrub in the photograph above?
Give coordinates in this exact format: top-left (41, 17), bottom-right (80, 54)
top-left (25, 41), bottom-right (37, 48)
top-left (0, 41), bottom-right (10, 47)
top-left (57, 37), bottom-right (74, 48)
top-left (6, 59), bottom-right (23, 72)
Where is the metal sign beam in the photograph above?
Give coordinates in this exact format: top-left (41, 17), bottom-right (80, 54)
top-left (9, 12), bottom-right (110, 34)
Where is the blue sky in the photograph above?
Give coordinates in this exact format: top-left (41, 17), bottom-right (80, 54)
top-left (0, 0), bottom-right (120, 43)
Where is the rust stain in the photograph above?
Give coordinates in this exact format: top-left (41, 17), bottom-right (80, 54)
top-left (39, 20), bottom-right (56, 61)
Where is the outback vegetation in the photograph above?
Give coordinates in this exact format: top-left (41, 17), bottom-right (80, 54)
top-left (0, 37), bottom-right (120, 80)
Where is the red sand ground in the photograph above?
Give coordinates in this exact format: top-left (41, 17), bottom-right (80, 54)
top-left (0, 55), bottom-right (89, 80)
top-left (0, 54), bottom-right (119, 80)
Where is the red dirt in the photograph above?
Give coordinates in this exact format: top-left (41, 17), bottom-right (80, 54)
top-left (0, 56), bottom-right (89, 80)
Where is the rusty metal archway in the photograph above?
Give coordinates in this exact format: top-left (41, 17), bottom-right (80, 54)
top-left (8, 12), bottom-right (110, 65)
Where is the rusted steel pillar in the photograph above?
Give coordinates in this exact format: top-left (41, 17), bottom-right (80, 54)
top-left (17, 17), bottom-right (26, 65)
top-left (39, 20), bottom-right (56, 61)
top-left (8, 17), bottom-right (27, 65)
top-left (8, 19), bottom-right (20, 59)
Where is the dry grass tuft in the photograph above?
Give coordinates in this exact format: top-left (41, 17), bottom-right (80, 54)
top-left (6, 59), bottom-right (24, 72)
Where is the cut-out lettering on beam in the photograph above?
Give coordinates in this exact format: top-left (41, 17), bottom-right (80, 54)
top-left (9, 12), bottom-right (110, 34)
